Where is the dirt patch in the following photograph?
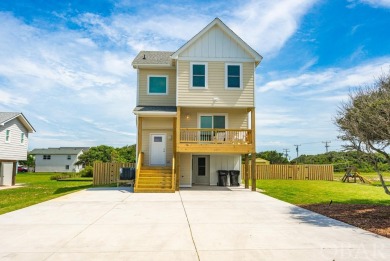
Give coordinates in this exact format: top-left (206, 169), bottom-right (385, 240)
top-left (299, 204), bottom-right (390, 238)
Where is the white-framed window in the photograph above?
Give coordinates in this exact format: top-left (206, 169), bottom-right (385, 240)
top-left (225, 63), bottom-right (243, 89)
top-left (190, 62), bottom-right (208, 88)
top-left (198, 114), bottom-right (228, 141)
top-left (43, 155), bottom-right (51, 160)
top-left (20, 133), bottom-right (25, 143)
top-left (147, 75), bottom-right (168, 95)
top-left (67, 155), bottom-right (71, 160)
top-left (5, 130), bottom-right (10, 143)
top-left (65, 165), bottom-right (70, 170)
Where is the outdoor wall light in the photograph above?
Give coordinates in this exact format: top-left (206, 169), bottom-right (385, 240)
top-left (186, 114), bottom-right (190, 120)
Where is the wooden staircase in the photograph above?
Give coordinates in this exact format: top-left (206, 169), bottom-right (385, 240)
top-left (134, 167), bottom-right (175, 193)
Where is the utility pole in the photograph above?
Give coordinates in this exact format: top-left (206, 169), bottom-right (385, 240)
top-left (283, 148), bottom-right (290, 159)
top-left (322, 141), bottom-right (331, 153)
top-left (294, 144), bottom-right (301, 158)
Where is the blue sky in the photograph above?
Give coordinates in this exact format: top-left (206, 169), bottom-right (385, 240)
top-left (0, 0), bottom-right (389, 158)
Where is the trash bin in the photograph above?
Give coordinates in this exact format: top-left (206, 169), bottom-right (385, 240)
top-left (229, 170), bottom-right (240, 186)
top-left (217, 170), bottom-right (228, 186)
top-left (120, 167), bottom-right (135, 180)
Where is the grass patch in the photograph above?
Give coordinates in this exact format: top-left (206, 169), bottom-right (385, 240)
top-left (256, 179), bottom-right (390, 205)
top-left (0, 172), bottom-right (92, 215)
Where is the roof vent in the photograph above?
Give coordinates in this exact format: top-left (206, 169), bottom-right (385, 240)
top-left (142, 54), bottom-right (146, 60)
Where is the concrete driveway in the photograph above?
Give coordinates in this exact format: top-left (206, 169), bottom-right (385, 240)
top-left (0, 186), bottom-right (389, 261)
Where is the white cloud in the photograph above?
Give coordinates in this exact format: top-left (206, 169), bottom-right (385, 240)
top-left (258, 57), bottom-right (390, 94)
top-left (228, 0), bottom-right (317, 56)
top-left (0, 90), bottom-right (28, 106)
top-left (348, 0), bottom-right (390, 8)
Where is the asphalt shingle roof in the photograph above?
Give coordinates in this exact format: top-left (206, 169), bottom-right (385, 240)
top-left (30, 147), bottom-right (89, 155)
top-left (132, 51), bottom-right (174, 66)
top-left (133, 106), bottom-right (177, 112)
top-left (0, 112), bottom-right (20, 124)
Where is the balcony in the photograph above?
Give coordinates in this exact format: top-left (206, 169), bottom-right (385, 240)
top-left (177, 128), bottom-right (254, 153)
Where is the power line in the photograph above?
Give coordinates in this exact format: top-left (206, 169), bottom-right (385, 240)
top-left (283, 148), bottom-right (290, 159)
top-left (322, 141), bottom-right (331, 153)
top-left (294, 144), bottom-right (301, 158)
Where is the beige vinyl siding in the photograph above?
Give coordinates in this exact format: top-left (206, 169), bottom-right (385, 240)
top-left (180, 153), bottom-right (192, 187)
top-left (138, 68), bottom-right (176, 106)
top-left (141, 118), bottom-right (174, 166)
top-left (177, 60), bottom-right (254, 107)
top-left (0, 118), bottom-right (29, 161)
top-left (180, 108), bottom-right (248, 129)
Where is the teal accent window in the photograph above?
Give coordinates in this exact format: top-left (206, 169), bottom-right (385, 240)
top-left (192, 63), bottom-right (207, 87)
top-left (200, 115), bottom-right (226, 141)
top-left (20, 133), bottom-right (24, 143)
top-left (226, 64), bottom-right (242, 88)
top-left (5, 130), bottom-right (10, 142)
top-left (148, 76), bottom-right (168, 94)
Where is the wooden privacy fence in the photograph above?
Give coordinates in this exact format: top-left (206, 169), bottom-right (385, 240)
top-left (93, 162), bottom-right (135, 185)
top-left (242, 164), bottom-right (334, 181)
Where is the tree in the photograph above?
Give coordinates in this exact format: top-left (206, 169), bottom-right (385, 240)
top-left (75, 145), bottom-right (136, 166)
top-left (19, 154), bottom-right (35, 168)
top-left (335, 72), bottom-right (390, 195)
top-left (256, 150), bottom-right (289, 164)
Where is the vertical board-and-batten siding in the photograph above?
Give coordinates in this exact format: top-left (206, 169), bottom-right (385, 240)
top-left (138, 68), bottom-right (176, 106)
top-left (177, 61), bottom-right (254, 107)
top-left (180, 25), bottom-right (253, 60)
top-left (0, 118), bottom-right (29, 161)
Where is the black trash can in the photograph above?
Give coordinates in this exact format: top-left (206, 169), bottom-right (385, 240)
top-left (229, 170), bottom-right (240, 186)
top-left (217, 170), bottom-right (228, 186)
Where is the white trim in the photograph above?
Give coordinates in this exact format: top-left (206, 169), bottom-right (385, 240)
top-left (133, 64), bottom-right (175, 69)
top-left (190, 62), bottom-right (208, 89)
top-left (180, 184), bottom-right (192, 188)
top-left (176, 61), bottom-right (179, 106)
top-left (133, 111), bottom-right (177, 117)
top-left (136, 69), bottom-right (139, 106)
top-left (225, 63), bottom-right (243, 90)
top-left (147, 75), bottom-right (169, 95)
top-left (178, 57), bottom-right (255, 62)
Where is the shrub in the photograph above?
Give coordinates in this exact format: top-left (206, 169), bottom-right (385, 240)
top-left (80, 166), bottom-right (93, 177)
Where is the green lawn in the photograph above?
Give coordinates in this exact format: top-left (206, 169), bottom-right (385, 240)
top-left (256, 179), bottom-right (390, 205)
top-left (0, 172), bottom-right (92, 215)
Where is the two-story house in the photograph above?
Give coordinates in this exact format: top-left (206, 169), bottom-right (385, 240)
top-left (132, 18), bottom-right (262, 192)
top-left (0, 112), bottom-right (35, 186)
top-left (30, 147), bottom-right (88, 173)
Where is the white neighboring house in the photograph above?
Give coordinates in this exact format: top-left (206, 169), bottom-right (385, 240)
top-left (30, 147), bottom-right (88, 173)
top-left (0, 112), bottom-right (35, 186)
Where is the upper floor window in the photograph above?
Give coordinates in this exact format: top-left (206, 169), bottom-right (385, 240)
top-left (67, 155), bottom-right (71, 160)
top-left (148, 75), bottom-right (168, 95)
top-left (191, 63), bottom-right (208, 88)
top-left (225, 63), bottom-right (242, 89)
top-left (5, 130), bottom-right (10, 143)
top-left (43, 155), bottom-right (51, 160)
top-left (20, 133), bottom-right (24, 143)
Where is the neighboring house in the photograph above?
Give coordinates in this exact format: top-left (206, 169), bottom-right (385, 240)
top-left (132, 18), bottom-right (262, 192)
top-left (30, 147), bottom-right (88, 173)
top-left (0, 112), bottom-right (35, 186)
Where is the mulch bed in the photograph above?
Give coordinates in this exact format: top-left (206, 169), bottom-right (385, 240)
top-left (299, 204), bottom-right (390, 238)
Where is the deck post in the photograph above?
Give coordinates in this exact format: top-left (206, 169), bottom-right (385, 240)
top-left (244, 154), bottom-right (249, 188)
top-left (137, 117), bottom-right (143, 163)
top-left (176, 107), bottom-right (181, 190)
top-left (251, 107), bottom-right (256, 191)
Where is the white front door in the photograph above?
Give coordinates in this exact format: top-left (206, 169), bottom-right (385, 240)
top-left (0, 162), bottom-right (13, 186)
top-left (150, 134), bottom-right (166, 166)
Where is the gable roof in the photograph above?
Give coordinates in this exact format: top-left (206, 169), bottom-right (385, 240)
top-left (0, 112), bottom-right (35, 133)
top-left (132, 51), bottom-right (174, 68)
top-left (171, 18), bottom-right (263, 65)
top-left (30, 147), bottom-right (88, 155)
